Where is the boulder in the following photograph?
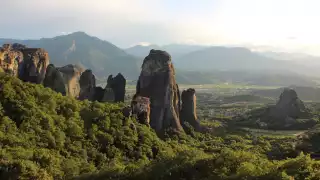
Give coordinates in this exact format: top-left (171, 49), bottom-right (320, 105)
top-left (106, 73), bottom-right (126, 102)
top-left (135, 49), bottom-right (182, 132)
top-left (180, 88), bottom-right (200, 131)
top-left (269, 88), bottom-right (307, 120)
top-left (131, 94), bottom-right (150, 126)
top-left (19, 48), bottom-right (49, 84)
top-left (79, 69), bottom-right (96, 101)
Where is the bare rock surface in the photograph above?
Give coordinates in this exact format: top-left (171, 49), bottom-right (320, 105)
top-left (180, 88), bottom-right (201, 131)
top-left (135, 49), bottom-right (182, 132)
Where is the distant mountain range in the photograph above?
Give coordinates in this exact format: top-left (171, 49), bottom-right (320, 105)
top-left (127, 44), bottom-right (320, 76)
top-left (0, 32), bottom-right (140, 78)
top-left (125, 44), bottom-right (208, 60)
top-left (1, 32), bottom-right (320, 86)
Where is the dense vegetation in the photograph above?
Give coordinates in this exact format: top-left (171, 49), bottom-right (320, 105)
top-left (1, 74), bottom-right (320, 180)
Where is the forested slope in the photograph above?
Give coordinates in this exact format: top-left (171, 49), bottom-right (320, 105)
top-left (0, 74), bottom-right (320, 180)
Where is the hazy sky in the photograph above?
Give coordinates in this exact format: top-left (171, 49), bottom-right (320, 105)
top-left (1, 0), bottom-right (320, 55)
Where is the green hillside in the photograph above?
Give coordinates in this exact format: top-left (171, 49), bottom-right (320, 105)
top-left (0, 74), bottom-right (320, 179)
top-left (175, 70), bottom-right (316, 87)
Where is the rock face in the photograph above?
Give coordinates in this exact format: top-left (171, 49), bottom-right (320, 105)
top-left (270, 88), bottom-right (307, 120)
top-left (44, 64), bottom-right (82, 97)
top-left (12, 43), bottom-right (27, 50)
top-left (43, 64), bottom-right (66, 95)
top-left (19, 48), bottom-right (49, 84)
top-left (131, 94), bottom-right (150, 126)
top-left (56, 64), bottom-right (82, 98)
top-left (122, 105), bottom-right (132, 118)
top-left (79, 69), bottom-right (96, 101)
top-left (106, 73), bottom-right (126, 102)
top-left (135, 49), bottom-right (182, 132)
top-left (0, 44), bottom-right (23, 77)
top-left (92, 87), bottom-right (105, 101)
top-left (180, 88), bottom-right (200, 130)
top-left (100, 88), bottom-right (115, 102)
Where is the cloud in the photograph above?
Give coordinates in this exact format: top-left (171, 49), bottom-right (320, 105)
top-left (135, 42), bottom-right (152, 46)
top-left (1, 0), bottom-right (320, 55)
top-left (287, 37), bottom-right (297, 40)
top-left (59, 32), bottom-right (73, 35)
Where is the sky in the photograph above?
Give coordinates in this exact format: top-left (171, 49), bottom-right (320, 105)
top-left (1, 0), bottom-right (320, 55)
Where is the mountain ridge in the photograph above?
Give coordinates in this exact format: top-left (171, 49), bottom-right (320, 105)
top-left (2, 31), bottom-right (320, 85)
top-left (0, 32), bottom-right (140, 79)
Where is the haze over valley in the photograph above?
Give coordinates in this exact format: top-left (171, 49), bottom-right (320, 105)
top-left (2, 31), bottom-right (320, 87)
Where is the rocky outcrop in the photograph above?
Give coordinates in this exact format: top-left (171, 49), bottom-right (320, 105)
top-left (12, 43), bottom-right (27, 50)
top-left (122, 105), bottom-right (132, 118)
top-left (236, 88), bottom-right (314, 130)
top-left (43, 64), bottom-right (66, 95)
top-left (88, 86), bottom-right (115, 103)
top-left (44, 64), bottom-right (82, 97)
top-left (56, 64), bottom-right (82, 98)
top-left (180, 88), bottom-right (200, 130)
top-left (79, 69), bottom-right (96, 101)
top-left (92, 87), bottom-right (105, 102)
top-left (269, 88), bottom-right (308, 120)
top-left (19, 48), bottom-right (49, 84)
top-left (131, 94), bottom-right (150, 126)
top-left (100, 88), bottom-right (115, 102)
top-left (135, 49), bottom-right (182, 132)
top-left (0, 44), bottom-right (23, 77)
top-left (106, 73), bottom-right (126, 103)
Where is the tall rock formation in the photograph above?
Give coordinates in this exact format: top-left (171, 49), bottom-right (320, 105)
top-left (44, 64), bottom-right (82, 97)
top-left (106, 73), bottom-right (126, 103)
top-left (19, 48), bottom-right (49, 84)
top-left (79, 69), bottom-right (96, 101)
top-left (180, 88), bottom-right (200, 131)
top-left (135, 49), bottom-right (182, 132)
